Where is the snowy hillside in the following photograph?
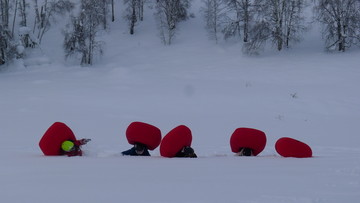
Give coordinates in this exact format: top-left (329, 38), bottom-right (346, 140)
top-left (0, 1), bottom-right (360, 203)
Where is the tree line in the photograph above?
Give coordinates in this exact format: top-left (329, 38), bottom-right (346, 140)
top-left (1, 0), bottom-right (360, 67)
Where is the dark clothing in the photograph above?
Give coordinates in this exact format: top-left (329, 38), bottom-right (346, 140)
top-left (237, 148), bottom-right (254, 156)
top-left (122, 147), bottom-right (150, 156)
top-left (175, 146), bottom-right (197, 158)
top-left (122, 143), bottom-right (150, 156)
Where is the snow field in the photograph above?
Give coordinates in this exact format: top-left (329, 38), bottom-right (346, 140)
top-left (1, 1), bottom-right (360, 203)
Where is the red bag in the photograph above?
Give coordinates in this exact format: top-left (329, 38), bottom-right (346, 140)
top-left (39, 122), bottom-right (77, 155)
top-left (230, 128), bottom-right (267, 156)
top-left (126, 122), bottom-right (162, 150)
top-left (275, 137), bottom-right (312, 158)
top-left (160, 125), bottom-right (192, 158)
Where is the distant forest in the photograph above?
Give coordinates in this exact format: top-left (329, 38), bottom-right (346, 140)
top-left (1, 0), bottom-right (360, 66)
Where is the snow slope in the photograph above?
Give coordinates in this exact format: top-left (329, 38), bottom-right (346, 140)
top-left (0, 2), bottom-right (359, 203)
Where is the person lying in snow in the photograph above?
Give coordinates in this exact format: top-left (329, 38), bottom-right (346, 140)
top-left (160, 125), bottom-right (197, 158)
top-left (122, 122), bottom-right (162, 156)
top-left (39, 122), bottom-right (91, 157)
top-left (230, 127), bottom-right (267, 157)
top-left (121, 142), bottom-right (150, 156)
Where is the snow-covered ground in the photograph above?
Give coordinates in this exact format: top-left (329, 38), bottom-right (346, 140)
top-left (1, 2), bottom-right (359, 203)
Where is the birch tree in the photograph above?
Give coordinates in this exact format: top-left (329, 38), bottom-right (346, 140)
top-left (202, 0), bottom-right (226, 43)
top-left (244, 0), bottom-right (307, 54)
top-left (154, 0), bottom-right (191, 45)
top-left (63, 0), bottom-right (104, 65)
top-left (32, 0), bottom-right (75, 44)
top-left (314, 0), bottom-right (360, 52)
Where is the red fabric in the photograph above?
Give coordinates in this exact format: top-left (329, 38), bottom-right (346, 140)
top-left (160, 125), bottom-right (192, 158)
top-left (126, 122), bottom-right (162, 150)
top-left (74, 140), bottom-right (82, 146)
top-left (230, 128), bottom-right (267, 156)
top-left (275, 137), bottom-right (312, 158)
top-left (39, 122), bottom-right (77, 156)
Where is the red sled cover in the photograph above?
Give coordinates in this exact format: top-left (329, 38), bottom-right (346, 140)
top-left (160, 125), bottom-right (192, 158)
top-left (230, 128), bottom-right (267, 156)
top-left (126, 122), bottom-right (162, 150)
top-left (275, 137), bottom-right (312, 158)
top-left (39, 122), bottom-right (77, 155)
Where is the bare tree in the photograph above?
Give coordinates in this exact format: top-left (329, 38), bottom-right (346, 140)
top-left (201, 0), bottom-right (226, 43)
top-left (0, 0), bottom-right (10, 28)
top-left (111, 0), bottom-right (115, 22)
top-left (238, 0), bottom-right (252, 42)
top-left (314, 0), bottom-right (360, 52)
top-left (63, 0), bottom-right (104, 65)
top-left (155, 0), bottom-right (175, 45)
top-left (19, 0), bottom-right (29, 27)
top-left (101, 0), bottom-right (108, 30)
top-left (32, 0), bottom-right (75, 44)
top-left (18, 0), bottom-right (37, 50)
top-left (124, 0), bottom-right (138, 35)
top-left (242, 18), bottom-right (270, 54)
top-left (137, 0), bottom-right (145, 21)
top-left (284, 0), bottom-right (307, 48)
top-left (123, 0), bottom-right (147, 34)
top-left (219, 0), bottom-right (258, 42)
top-left (0, 25), bottom-right (18, 66)
top-left (97, 0), bottom-right (112, 30)
top-left (0, 0), bottom-right (18, 65)
top-left (11, 0), bottom-right (19, 36)
top-left (243, 0), bottom-right (307, 54)
top-left (154, 0), bottom-right (191, 45)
